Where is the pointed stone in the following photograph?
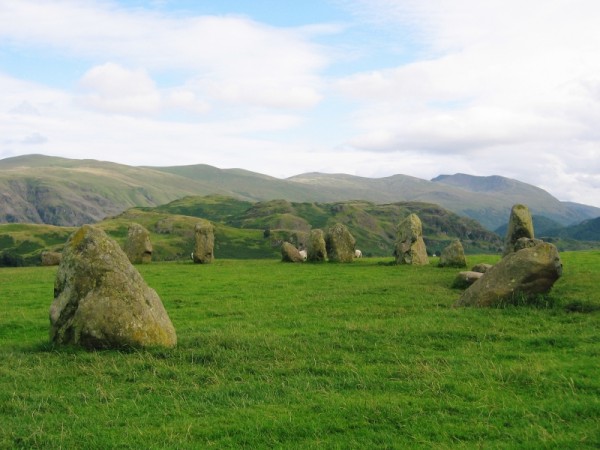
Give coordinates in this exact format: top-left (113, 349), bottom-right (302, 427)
top-left (503, 204), bottom-right (535, 256)
top-left (50, 225), bottom-right (177, 349)
top-left (395, 213), bottom-right (429, 265)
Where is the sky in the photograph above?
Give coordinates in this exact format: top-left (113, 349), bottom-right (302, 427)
top-left (1, 0), bottom-right (600, 207)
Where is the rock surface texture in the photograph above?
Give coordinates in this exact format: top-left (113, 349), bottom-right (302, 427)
top-left (395, 213), bottom-right (429, 265)
top-left (325, 223), bottom-right (356, 263)
top-left (455, 241), bottom-right (562, 307)
top-left (193, 221), bottom-right (215, 264)
top-left (49, 225), bottom-right (177, 349)
top-left (124, 223), bottom-right (152, 264)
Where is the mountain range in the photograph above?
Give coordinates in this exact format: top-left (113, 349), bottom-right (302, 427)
top-left (1, 154), bottom-right (599, 231)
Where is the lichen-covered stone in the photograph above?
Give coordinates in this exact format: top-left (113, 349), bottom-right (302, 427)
top-left (438, 240), bottom-right (467, 268)
top-left (325, 223), bottom-right (356, 263)
top-left (41, 251), bottom-right (62, 266)
top-left (124, 223), bottom-right (152, 264)
top-left (49, 225), bottom-right (177, 349)
top-left (394, 214), bottom-right (429, 265)
top-left (455, 242), bottom-right (562, 307)
top-left (503, 204), bottom-right (535, 256)
top-left (307, 229), bottom-right (327, 262)
top-left (281, 242), bottom-right (304, 262)
top-left (193, 221), bottom-right (215, 264)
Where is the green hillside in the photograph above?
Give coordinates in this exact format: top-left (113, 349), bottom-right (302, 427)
top-left (556, 217), bottom-right (600, 241)
top-left (0, 196), bottom-right (503, 266)
top-left (0, 223), bottom-right (75, 266)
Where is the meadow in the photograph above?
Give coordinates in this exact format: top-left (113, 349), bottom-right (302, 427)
top-left (1, 252), bottom-right (599, 448)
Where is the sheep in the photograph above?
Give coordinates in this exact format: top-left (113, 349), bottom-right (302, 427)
top-left (354, 249), bottom-right (362, 258)
top-left (298, 249), bottom-right (308, 261)
top-left (190, 252), bottom-right (194, 261)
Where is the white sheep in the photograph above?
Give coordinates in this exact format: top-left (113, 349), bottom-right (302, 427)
top-left (354, 249), bottom-right (362, 258)
top-left (298, 249), bottom-right (308, 261)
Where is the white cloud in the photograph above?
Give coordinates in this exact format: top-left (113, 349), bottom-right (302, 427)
top-left (339, 0), bottom-right (600, 142)
top-left (78, 63), bottom-right (161, 114)
top-left (332, 0), bottom-right (600, 206)
top-left (0, 1), bottom-right (328, 110)
top-left (164, 89), bottom-right (210, 115)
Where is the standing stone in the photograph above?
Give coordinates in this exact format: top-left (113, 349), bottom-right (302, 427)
top-left (41, 251), bottom-right (62, 266)
top-left (124, 223), bottom-right (152, 264)
top-left (193, 221), bottom-right (215, 264)
top-left (325, 223), bottom-right (356, 263)
top-left (307, 229), bottom-right (327, 262)
top-left (455, 241), bottom-right (562, 307)
top-left (49, 225), bottom-right (177, 349)
top-left (281, 242), bottom-right (304, 262)
top-left (438, 240), bottom-right (467, 268)
top-left (395, 213), bottom-right (429, 265)
top-left (503, 204), bottom-right (535, 256)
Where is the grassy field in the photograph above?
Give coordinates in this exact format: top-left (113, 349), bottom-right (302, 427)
top-left (1, 252), bottom-right (599, 448)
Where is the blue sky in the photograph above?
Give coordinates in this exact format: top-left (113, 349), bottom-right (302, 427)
top-left (1, 0), bottom-right (600, 207)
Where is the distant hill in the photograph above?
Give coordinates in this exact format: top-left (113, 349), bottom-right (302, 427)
top-left (494, 213), bottom-right (600, 252)
top-left (430, 173), bottom-right (600, 228)
top-left (494, 215), bottom-right (566, 238)
top-left (153, 195), bottom-right (503, 256)
top-left (0, 196), bottom-right (502, 265)
top-left (549, 217), bottom-right (600, 242)
top-left (1, 154), bottom-right (599, 231)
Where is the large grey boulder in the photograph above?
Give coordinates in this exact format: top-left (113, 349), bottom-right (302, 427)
top-left (281, 242), bottom-right (304, 262)
top-left (438, 240), bottom-right (467, 268)
top-left (307, 229), bottom-right (327, 262)
top-left (503, 204), bottom-right (535, 256)
top-left (192, 221), bottom-right (215, 264)
top-left (49, 225), bottom-right (177, 349)
top-left (124, 223), bottom-right (152, 264)
top-left (325, 223), bottom-right (356, 263)
top-left (455, 241), bottom-right (562, 307)
top-left (394, 213), bottom-right (429, 265)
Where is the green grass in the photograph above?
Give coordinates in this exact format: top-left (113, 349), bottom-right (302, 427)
top-left (1, 252), bottom-right (599, 448)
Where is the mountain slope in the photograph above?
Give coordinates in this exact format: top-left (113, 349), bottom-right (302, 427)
top-left (557, 217), bottom-right (600, 241)
top-left (2, 154), bottom-right (599, 230)
top-left (432, 173), bottom-right (599, 227)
